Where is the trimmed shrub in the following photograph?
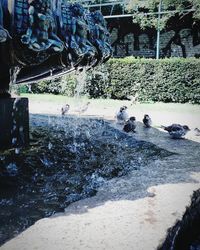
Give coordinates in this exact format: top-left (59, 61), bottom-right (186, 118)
top-left (20, 57), bottom-right (200, 104)
top-left (85, 65), bottom-right (111, 98)
top-left (105, 57), bottom-right (200, 103)
top-left (30, 74), bottom-right (77, 96)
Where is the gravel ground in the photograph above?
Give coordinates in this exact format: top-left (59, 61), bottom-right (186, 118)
top-left (1, 99), bottom-right (200, 250)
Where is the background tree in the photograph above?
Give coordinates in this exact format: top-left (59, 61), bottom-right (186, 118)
top-left (126, 0), bottom-right (200, 30)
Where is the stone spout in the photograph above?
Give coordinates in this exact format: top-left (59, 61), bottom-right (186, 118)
top-left (0, 0), bottom-right (113, 94)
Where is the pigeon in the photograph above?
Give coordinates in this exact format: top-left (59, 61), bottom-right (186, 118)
top-left (123, 117), bottom-right (136, 133)
top-left (116, 106), bottom-right (129, 124)
top-left (61, 104), bottom-right (70, 115)
top-left (194, 128), bottom-right (200, 136)
top-left (161, 124), bottom-right (190, 139)
top-left (143, 114), bottom-right (152, 128)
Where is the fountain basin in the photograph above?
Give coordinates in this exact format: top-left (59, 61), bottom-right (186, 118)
top-left (0, 114), bottom-right (172, 245)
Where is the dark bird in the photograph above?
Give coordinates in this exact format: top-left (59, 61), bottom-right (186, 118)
top-left (161, 124), bottom-right (190, 139)
top-left (123, 117), bottom-right (136, 133)
top-left (61, 104), bottom-right (70, 115)
top-left (194, 128), bottom-right (200, 136)
top-left (143, 114), bottom-right (152, 128)
top-left (116, 106), bottom-right (129, 124)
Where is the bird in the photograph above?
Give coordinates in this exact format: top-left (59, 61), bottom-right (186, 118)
top-left (123, 117), bottom-right (136, 133)
top-left (161, 124), bottom-right (190, 139)
top-left (61, 104), bottom-right (70, 115)
top-left (194, 128), bottom-right (200, 136)
top-left (78, 102), bottom-right (90, 114)
top-left (127, 93), bottom-right (139, 105)
top-left (116, 106), bottom-right (129, 124)
top-left (143, 114), bottom-right (152, 128)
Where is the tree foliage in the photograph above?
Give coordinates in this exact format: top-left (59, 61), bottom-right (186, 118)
top-left (105, 57), bottom-right (200, 103)
top-left (126, 0), bottom-right (200, 29)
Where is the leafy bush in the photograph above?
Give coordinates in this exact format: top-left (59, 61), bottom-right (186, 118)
top-left (20, 57), bottom-right (200, 104)
top-left (85, 65), bottom-right (111, 98)
top-left (104, 57), bottom-right (200, 103)
top-left (30, 74), bottom-right (77, 96)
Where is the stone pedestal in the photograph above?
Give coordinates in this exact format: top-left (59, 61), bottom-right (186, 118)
top-left (0, 98), bottom-right (29, 150)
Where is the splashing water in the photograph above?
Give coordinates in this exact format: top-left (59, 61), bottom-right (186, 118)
top-left (9, 67), bottom-right (21, 85)
top-left (74, 68), bottom-right (87, 98)
top-left (0, 114), bottom-right (173, 246)
top-left (87, 64), bottom-right (110, 98)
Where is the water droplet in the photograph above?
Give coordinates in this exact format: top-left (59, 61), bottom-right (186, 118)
top-left (12, 125), bottom-right (17, 131)
top-left (15, 148), bottom-right (20, 154)
top-left (19, 126), bottom-right (24, 132)
top-left (12, 138), bottom-right (17, 144)
top-left (6, 163), bottom-right (18, 176)
top-left (48, 142), bottom-right (53, 150)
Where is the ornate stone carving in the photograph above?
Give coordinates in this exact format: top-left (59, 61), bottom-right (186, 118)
top-left (0, 0), bottom-right (112, 95)
top-left (20, 0), bottom-right (64, 52)
top-left (0, 0), bottom-right (11, 43)
top-left (59, 2), bottom-right (97, 67)
top-left (88, 11), bottom-right (113, 63)
top-left (70, 3), bottom-right (96, 65)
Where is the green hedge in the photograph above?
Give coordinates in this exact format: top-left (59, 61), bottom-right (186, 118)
top-left (105, 57), bottom-right (200, 103)
top-left (19, 57), bottom-right (200, 104)
top-left (26, 74), bottom-right (77, 96)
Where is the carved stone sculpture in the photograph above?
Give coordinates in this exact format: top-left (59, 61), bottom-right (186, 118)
top-left (21, 0), bottom-right (64, 53)
top-left (0, 0), bottom-right (112, 97)
top-left (89, 11), bottom-right (113, 64)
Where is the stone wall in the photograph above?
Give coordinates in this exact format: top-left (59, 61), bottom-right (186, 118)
top-left (109, 21), bottom-right (200, 58)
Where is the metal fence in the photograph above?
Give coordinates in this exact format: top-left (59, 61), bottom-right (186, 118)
top-left (79, 0), bottom-right (195, 58)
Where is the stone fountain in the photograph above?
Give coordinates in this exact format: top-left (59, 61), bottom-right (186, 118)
top-left (0, 0), bottom-right (112, 149)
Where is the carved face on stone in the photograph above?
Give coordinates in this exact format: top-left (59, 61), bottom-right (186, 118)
top-left (72, 3), bottom-right (85, 16)
top-left (93, 11), bottom-right (104, 24)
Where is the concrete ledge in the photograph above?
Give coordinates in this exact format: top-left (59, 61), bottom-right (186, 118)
top-left (0, 98), bottom-right (29, 150)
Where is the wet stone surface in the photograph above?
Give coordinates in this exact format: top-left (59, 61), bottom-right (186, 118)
top-left (0, 114), bottom-right (172, 245)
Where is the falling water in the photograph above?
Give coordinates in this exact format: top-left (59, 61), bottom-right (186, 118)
top-left (9, 67), bottom-right (21, 85)
top-left (87, 64), bottom-right (110, 98)
top-left (74, 67), bottom-right (87, 98)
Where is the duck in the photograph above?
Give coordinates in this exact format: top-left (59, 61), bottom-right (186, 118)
top-left (123, 117), bottom-right (136, 133)
top-left (61, 104), bottom-right (70, 115)
top-left (116, 106), bottom-right (129, 124)
top-left (161, 124), bottom-right (190, 139)
top-left (143, 114), bottom-right (152, 128)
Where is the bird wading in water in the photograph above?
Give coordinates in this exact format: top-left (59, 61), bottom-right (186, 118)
top-left (77, 102), bottom-right (90, 115)
top-left (143, 114), bottom-right (152, 128)
top-left (61, 104), bottom-right (70, 115)
top-left (116, 106), bottom-right (129, 124)
top-left (123, 117), bottom-right (136, 133)
top-left (161, 124), bottom-right (190, 139)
